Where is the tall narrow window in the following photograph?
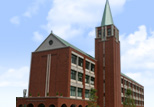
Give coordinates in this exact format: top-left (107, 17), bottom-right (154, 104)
top-left (91, 64), bottom-right (95, 72)
top-left (86, 61), bottom-right (90, 70)
top-left (121, 78), bottom-right (123, 84)
top-left (103, 28), bottom-right (105, 37)
top-left (121, 88), bottom-right (123, 93)
top-left (71, 70), bottom-right (76, 80)
top-left (71, 54), bottom-right (77, 64)
top-left (78, 72), bottom-right (83, 82)
top-left (85, 89), bottom-right (89, 98)
top-left (125, 80), bottom-right (127, 85)
top-left (78, 57), bottom-right (83, 67)
top-left (107, 28), bottom-right (111, 35)
top-left (70, 86), bottom-right (76, 96)
top-left (78, 88), bottom-right (82, 97)
top-left (98, 30), bottom-right (101, 36)
top-left (90, 77), bottom-right (95, 85)
top-left (85, 75), bottom-right (89, 84)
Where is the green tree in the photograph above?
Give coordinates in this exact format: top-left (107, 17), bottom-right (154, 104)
top-left (87, 88), bottom-right (99, 107)
top-left (123, 89), bottom-right (136, 107)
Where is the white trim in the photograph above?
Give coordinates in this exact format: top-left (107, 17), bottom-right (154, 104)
top-left (45, 54), bottom-right (51, 96)
top-left (71, 51), bottom-right (84, 59)
top-left (85, 58), bottom-right (95, 65)
top-left (85, 98), bottom-right (89, 100)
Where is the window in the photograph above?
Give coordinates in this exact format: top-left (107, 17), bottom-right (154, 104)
top-left (134, 85), bottom-right (136, 89)
top-left (98, 30), bottom-right (101, 36)
top-left (125, 80), bottom-right (127, 85)
top-left (121, 79), bottom-right (123, 84)
top-left (78, 72), bottom-right (83, 82)
top-left (78, 57), bottom-right (83, 67)
top-left (91, 64), bottom-right (95, 72)
top-left (121, 88), bottom-right (123, 93)
top-left (71, 70), bottom-right (76, 80)
top-left (90, 77), bottom-right (95, 85)
top-left (71, 54), bottom-right (77, 64)
top-left (128, 82), bottom-right (130, 87)
top-left (86, 61), bottom-right (90, 70)
top-left (78, 88), bottom-right (82, 97)
top-left (85, 75), bottom-right (90, 84)
top-left (85, 89), bottom-right (89, 98)
top-left (70, 86), bottom-right (76, 96)
top-left (107, 28), bottom-right (111, 35)
top-left (103, 28), bottom-right (105, 37)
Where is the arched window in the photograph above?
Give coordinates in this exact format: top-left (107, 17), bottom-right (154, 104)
top-left (19, 104), bottom-right (22, 107)
top-left (78, 105), bottom-right (82, 107)
top-left (27, 103), bottom-right (34, 107)
top-left (38, 103), bottom-right (45, 107)
top-left (70, 104), bottom-right (76, 107)
top-left (49, 104), bottom-right (55, 107)
top-left (61, 104), bottom-right (67, 107)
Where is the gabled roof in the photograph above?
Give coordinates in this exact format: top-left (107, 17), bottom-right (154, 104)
top-left (53, 33), bottom-right (95, 60)
top-left (36, 32), bottom-right (95, 60)
top-left (101, 0), bottom-right (114, 26)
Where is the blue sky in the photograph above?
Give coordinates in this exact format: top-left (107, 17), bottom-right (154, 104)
top-left (0, 0), bottom-right (154, 107)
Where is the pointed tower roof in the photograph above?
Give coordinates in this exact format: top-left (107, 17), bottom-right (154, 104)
top-left (101, 0), bottom-right (114, 26)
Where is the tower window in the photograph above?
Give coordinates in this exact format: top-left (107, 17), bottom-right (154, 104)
top-left (107, 28), bottom-right (111, 35)
top-left (71, 54), bottom-right (77, 64)
top-left (78, 57), bottom-right (83, 67)
top-left (103, 28), bottom-right (105, 37)
top-left (98, 30), bottom-right (101, 36)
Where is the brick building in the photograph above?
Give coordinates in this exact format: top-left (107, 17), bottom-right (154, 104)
top-left (16, 0), bottom-right (144, 107)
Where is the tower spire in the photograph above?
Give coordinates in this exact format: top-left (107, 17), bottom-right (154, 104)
top-left (101, 0), bottom-right (114, 26)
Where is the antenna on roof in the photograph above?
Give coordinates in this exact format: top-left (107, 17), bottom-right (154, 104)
top-left (23, 89), bottom-right (27, 98)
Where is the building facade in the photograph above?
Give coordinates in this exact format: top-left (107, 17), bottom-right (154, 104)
top-left (16, 0), bottom-right (144, 107)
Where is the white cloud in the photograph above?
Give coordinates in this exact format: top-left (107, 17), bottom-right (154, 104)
top-left (120, 25), bottom-right (154, 107)
top-left (126, 71), bottom-right (154, 87)
top-left (0, 67), bottom-right (29, 87)
top-left (33, 31), bottom-right (44, 42)
top-left (43, 0), bottom-right (127, 39)
top-left (10, 16), bottom-right (20, 25)
top-left (120, 25), bottom-right (154, 70)
top-left (23, 0), bottom-right (47, 18)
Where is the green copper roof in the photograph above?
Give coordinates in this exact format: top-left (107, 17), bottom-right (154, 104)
top-left (53, 34), bottom-right (95, 60)
top-left (101, 0), bottom-right (114, 26)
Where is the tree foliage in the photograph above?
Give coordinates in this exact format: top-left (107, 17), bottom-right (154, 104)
top-left (87, 88), bottom-right (99, 107)
top-left (123, 89), bottom-right (136, 107)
